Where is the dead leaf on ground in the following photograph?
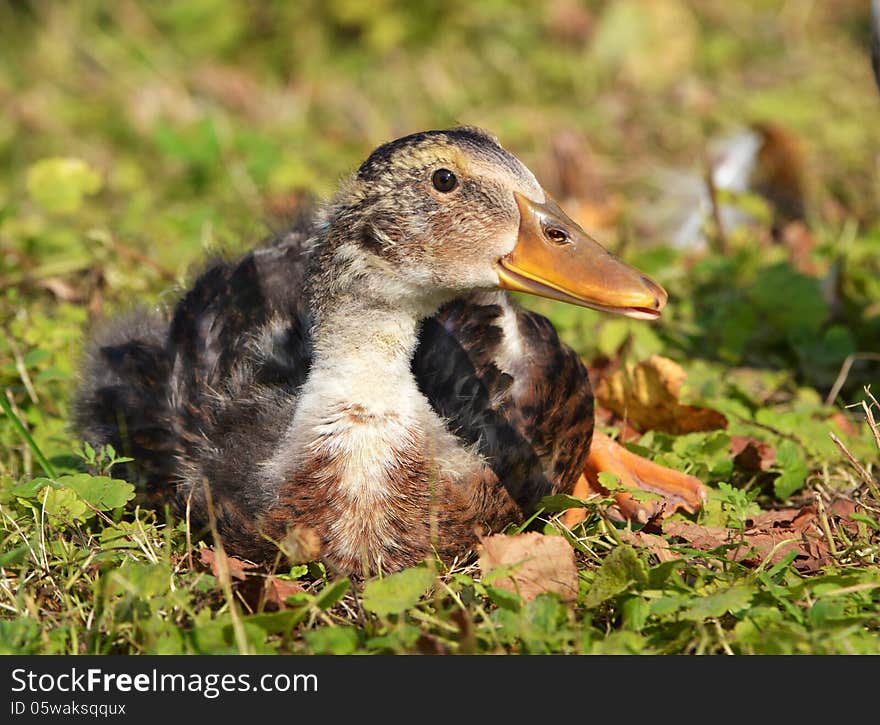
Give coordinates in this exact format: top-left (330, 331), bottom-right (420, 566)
top-left (259, 576), bottom-right (306, 610)
top-left (661, 500), bottom-right (866, 571)
top-left (664, 518), bottom-right (814, 568)
top-left (280, 524), bottom-right (322, 564)
top-left (731, 435), bottom-right (776, 471)
top-left (196, 548), bottom-right (305, 611)
top-left (595, 355), bottom-right (727, 434)
top-left (779, 221), bottom-right (817, 274)
top-left (594, 404), bottom-right (642, 443)
top-left (752, 123), bottom-right (806, 230)
top-left (477, 532), bottom-right (578, 602)
top-left (619, 528), bottom-right (677, 563)
top-left (198, 546), bottom-right (258, 581)
top-left (36, 277), bottom-right (83, 302)
top-left (830, 411), bottom-right (859, 437)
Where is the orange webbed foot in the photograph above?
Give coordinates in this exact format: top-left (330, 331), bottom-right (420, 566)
top-left (562, 430), bottom-right (707, 527)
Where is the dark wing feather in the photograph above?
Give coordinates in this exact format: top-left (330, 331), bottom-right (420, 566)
top-left (413, 293), bottom-right (594, 512)
top-left (72, 309), bottom-right (177, 505)
top-left (73, 226), bottom-right (316, 523)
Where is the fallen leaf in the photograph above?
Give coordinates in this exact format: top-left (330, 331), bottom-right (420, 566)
top-left (594, 404), bottom-right (642, 443)
top-left (619, 529), bottom-right (677, 563)
top-left (280, 525), bottom-right (322, 564)
top-left (416, 633), bottom-right (448, 655)
top-left (263, 576), bottom-right (306, 608)
top-left (780, 221), bottom-right (817, 274)
top-left (830, 411), bottom-right (858, 437)
top-left (478, 532), bottom-right (578, 602)
top-left (595, 355), bottom-right (727, 434)
top-left (752, 123), bottom-right (806, 230)
top-left (663, 520), bottom-right (732, 551)
top-left (192, 64), bottom-right (265, 120)
top-left (547, 1), bottom-right (594, 47)
top-left (745, 507), bottom-right (807, 529)
top-left (198, 547), bottom-right (257, 581)
top-left (659, 500), bottom-right (866, 572)
top-left (236, 574), bottom-right (307, 612)
top-left (36, 277), bottom-right (82, 302)
top-left (664, 519), bottom-right (808, 567)
top-left (731, 435), bottom-right (776, 471)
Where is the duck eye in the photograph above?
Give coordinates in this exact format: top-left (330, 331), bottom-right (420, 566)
top-left (432, 168), bottom-right (458, 193)
top-left (544, 225), bottom-right (571, 245)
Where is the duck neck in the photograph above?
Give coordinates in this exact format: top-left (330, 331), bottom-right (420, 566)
top-left (302, 237), bottom-right (445, 413)
top-left (307, 296), bottom-right (425, 407)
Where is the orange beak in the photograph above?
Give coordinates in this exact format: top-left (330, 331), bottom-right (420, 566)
top-left (496, 193), bottom-right (667, 320)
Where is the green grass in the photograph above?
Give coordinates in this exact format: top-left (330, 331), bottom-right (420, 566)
top-left (1, 0), bottom-right (879, 654)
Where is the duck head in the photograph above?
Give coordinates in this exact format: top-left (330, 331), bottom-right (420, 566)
top-left (318, 127), bottom-right (666, 319)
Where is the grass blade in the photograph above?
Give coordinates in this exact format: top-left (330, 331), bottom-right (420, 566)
top-left (0, 391), bottom-right (57, 478)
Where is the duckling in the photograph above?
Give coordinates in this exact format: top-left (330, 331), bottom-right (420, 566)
top-left (74, 127), bottom-right (705, 575)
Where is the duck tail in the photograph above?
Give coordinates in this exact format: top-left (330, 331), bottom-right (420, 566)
top-left (71, 309), bottom-right (180, 506)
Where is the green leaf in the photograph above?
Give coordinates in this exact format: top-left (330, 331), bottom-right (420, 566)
top-left (537, 493), bottom-right (587, 513)
top-left (485, 585), bottom-right (523, 612)
top-left (361, 566), bottom-right (435, 616)
top-left (620, 595), bottom-right (650, 631)
top-left (245, 610), bottom-right (306, 636)
top-left (0, 396), bottom-right (56, 478)
top-left (596, 471), bottom-right (621, 491)
top-left (23, 349), bottom-right (50, 367)
top-left (583, 545), bottom-right (648, 607)
top-left (287, 564), bottom-right (309, 579)
top-left (304, 626), bottom-right (359, 654)
top-left (0, 543), bottom-right (30, 567)
top-left (749, 264), bottom-right (826, 336)
top-left (680, 585), bottom-right (754, 620)
top-left (312, 578), bottom-right (350, 611)
top-left (26, 157), bottom-right (102, 214)
top-left (773, 441), bottom-right (808, 500)
top-left (57, 474), bottom-right (135, 511)
top-left (11, 477), bottom-right (55, 499)
top-left (41, 486), bottom-right (90, 523)
top-left (649, 594), bottom-right (690, 618)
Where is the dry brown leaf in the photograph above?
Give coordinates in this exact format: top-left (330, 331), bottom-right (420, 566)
top-left (547, 1), bottom-right (594, 47)
top-left (595, 355), bottom-right (727, 434)
top-left (752, 123), bottom-right (806, 229)
top-left (663, 519), bottom-right (808, 567)
top-left (744, 508), bottom-right (806, 529)
top-left (477, 532), bottom-right (578, 602)
top-left (663, 521), bottom-right (731, 551)
top-left (660, 502), bottom-right (854, 571)
top-left (594, 404), bottom-right (642, 443)
top-left (198, 547), bottom-right (257, 581)
top-left (262, 576), bottom-right (306, 609)
top-left (280, 525), bottom-right (322, 564)
top-left (830, 411), bottom-right (859, 437)
top-left (36, 277), bottom-right (82, 302)
top-left (780, 221), bottom-right (816, 274)
top-left (731, 435), bottom-right (776, 471)
top-left (619, 528), bottom-right (677, 563)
